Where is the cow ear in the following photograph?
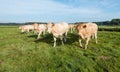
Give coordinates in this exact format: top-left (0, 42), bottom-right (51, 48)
top-left (83, 25), bottom-right (86, 28)
top-left (52, 22), bottom-right (55, 26)
top-left (52, 24), bottom-right (55, 26)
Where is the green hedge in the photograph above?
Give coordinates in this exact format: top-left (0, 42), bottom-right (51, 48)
top-left (98, 28), bottom-right (120, 32)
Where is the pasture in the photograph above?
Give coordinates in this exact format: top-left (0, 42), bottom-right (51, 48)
top-left (0, 26), bottom-right (120, 72)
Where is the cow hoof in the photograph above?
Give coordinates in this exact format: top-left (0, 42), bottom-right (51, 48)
top-left (85, 48), bottom-right (87, 50)
top-left (80, 46), bottom-right (83, 48)
top-left (37, 38), bottom-right (40, 40)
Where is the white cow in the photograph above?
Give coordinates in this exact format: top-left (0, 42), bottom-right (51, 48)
top-left (47, 22), bottom-right (69, 47)
top-left (76, 22), bottom-right (98, 49)
top-left (36, 24), bottom-right (47, 39)
top-left (68, 24), bottom-right (76, 33)
top-left (19, 25), bottom-right (34, 33)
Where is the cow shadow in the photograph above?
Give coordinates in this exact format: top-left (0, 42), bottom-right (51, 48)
top-left (34, 34), bottom-right (53, 44)
top-left (66, 33), bottom-right (78, 44)
top-left (27, 33), bottom-right (79, 46)
top-left (27, 34), bottom-right (38, 39)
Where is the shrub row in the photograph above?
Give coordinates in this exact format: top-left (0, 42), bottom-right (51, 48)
top-left (98, 27), bottom-right (120, 32)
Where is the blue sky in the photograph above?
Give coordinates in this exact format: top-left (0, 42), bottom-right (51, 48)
top-left (0, 0), bottom-right (120, 23)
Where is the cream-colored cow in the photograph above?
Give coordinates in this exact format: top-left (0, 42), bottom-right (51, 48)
top-left (32, 23), bottom-right (39, 30)
top-left (47, 22), bottom-right (69, 47)
top-left (19, 25), bottom-right (34, 33)
top-left (32, 23), bottom-right (39, 34)
top-left (35, 24), bottom-right (47, 39)
top-left (68, 24), bottom-right (76, 33)
top-left (76, 22), bottom-right (98, 49)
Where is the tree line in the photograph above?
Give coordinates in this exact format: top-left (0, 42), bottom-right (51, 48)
top-left (0, 18), bottom-right (120, 26)
top-left (0, 22), bottom-right (47, 26)
top-left (75, 18), bottom-right (120, 26)
top-left (94, 18), bottom-right (120, 26)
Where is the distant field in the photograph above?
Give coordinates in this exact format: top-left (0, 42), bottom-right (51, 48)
top-left (99, 25), bottom-right (120, 28)
top-left (0, 26), bottom-right (120, 72)
top-left (98, 25), bottom-right (120, 31)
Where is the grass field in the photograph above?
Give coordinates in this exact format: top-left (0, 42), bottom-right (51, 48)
top-left (0, 26), bottom-right (120, 72)
top-left (98, 25), bottom-right (120, 32)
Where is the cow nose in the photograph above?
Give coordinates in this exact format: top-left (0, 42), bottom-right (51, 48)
top-left (21, 30), bottom-right (24, 32)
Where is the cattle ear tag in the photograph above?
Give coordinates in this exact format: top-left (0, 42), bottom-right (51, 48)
top-left (83, 25), bottom-right (86, 28)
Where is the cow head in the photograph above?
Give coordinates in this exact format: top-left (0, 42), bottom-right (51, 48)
top-left (47, 22), bottom-right (54, 33)
top-left (19, 26), bottom-right (22, 29)
top-left (33, 23), bottom-right (39, 30)
top-left (77, 24), bottom-right (87, 39)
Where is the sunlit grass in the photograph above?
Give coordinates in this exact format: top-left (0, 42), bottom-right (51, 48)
top-left (0, 26), bottom-right (120, 72)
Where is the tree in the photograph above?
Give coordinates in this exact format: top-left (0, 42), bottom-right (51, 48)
top-left (110, 18), bottom-right (120, 25)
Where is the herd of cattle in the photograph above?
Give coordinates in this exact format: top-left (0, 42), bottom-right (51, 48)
top-left (19, 22), bottom-right (98, 49)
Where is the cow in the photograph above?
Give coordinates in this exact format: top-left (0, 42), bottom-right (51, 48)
top-left (32, 23), bottom-right (39, 30)
top-left (19, 25), bottom-right (34, 33)
top-left (76, 22), bottom-right (98, 49)
top-left (68, 24), bottom-right (76, 33)
top-left (32, 23), bottom-right (39, 34)
top-left (47, 22), bottom-right (69, 47)
top-left (35, 24), bottom-right (47, 39)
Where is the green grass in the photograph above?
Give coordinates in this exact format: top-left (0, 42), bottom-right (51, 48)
top-left (99, 25), bottom-right (120, 28)
top-left (98, 26), bottom-right (120, 31)
top-left (0, 26), bottom-right (120, 72)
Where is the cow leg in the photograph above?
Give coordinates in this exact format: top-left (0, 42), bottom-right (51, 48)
top-left (37, 31), bottom-right (42, 39)
top-left (64, 32), bottom-right (67, 42)
top-left (79, 36), bottom-right (82, 48)
top-left (95, 33), bottom-right (98, 44)
top-left (91, 34), bottom-right (94, 39)
top-left (60, 35), bottom-right (64, 45)
top-left (43, 30), bottom-right (45, 35)
top-left (72, 28), bottom-right (73, 33)
top-left (85, 37), bottom-right (90, 49)
top-left (32, 29), bottom-right (34, 33)
top-left (27, 29), bottom-right (29, 33)
top-left (34, 30), bottom-right (37, 34)
top-left (42, 30), bottom-right (44, 35)
top-left (26, 29), bottom-right (30, 35)
top-left (70, 28), bottom-right (72, 33)
top-left (53, 36), bottom-right (57, 47)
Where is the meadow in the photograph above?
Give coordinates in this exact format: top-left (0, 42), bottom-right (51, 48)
top-left (0, 26), bottom-right (120, 72)
top-left (98, 25), bottom-right (120, 32)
